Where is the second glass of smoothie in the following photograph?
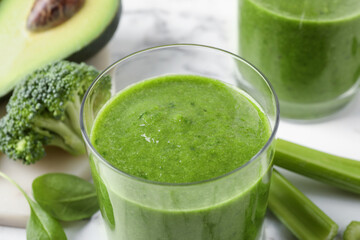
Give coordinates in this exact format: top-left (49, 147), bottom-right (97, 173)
top-left (80, 44), bottom-right (279, 240)
top-left (239, 0), bottom-right (360, 119)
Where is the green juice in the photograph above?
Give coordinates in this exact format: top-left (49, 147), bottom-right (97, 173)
top-left (90, 75), bottom-right (272, 239)
top-left (239, 0), bottom-right (360, 118)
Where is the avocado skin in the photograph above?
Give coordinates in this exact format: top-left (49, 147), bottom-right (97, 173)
top-left (0, 93), bottom-right (10, 105)
top-left (68, 2), bottom-right (122, 62)
top-left (0, 1), bottom-right (121, 100)
top-left (0, 0), bottom-right (122, 99)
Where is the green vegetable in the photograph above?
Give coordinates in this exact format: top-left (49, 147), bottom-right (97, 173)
top-left (0, 0), bottom-right (120, 97)
top-left (89, 158), bottom-right (115, 229)
top-left (0, 61), bottom-right (111, 164)
top-left (269, 170), bottom-right (338, 240)
top-left (344, 221), bottom-right (360, 240)
top-left (0, 171), bottom-right (66, 240)
top-left (275, 139), bottom-right (360, 194)
top-left (33, 173), bottom-right (99, 221)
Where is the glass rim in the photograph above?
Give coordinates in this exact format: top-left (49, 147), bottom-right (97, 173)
top-left (80, 43), bottom-right (280, 187)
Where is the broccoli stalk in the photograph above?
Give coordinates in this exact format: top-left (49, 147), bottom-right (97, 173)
top-left (33, 116), bottom-right (85, 155)
top-left (32, 92), bottom-right (84, 154)
top-left (0, 61), bottom-right (111, 164)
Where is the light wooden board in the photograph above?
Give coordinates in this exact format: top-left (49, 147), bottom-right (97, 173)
top-left (0, 46), bottom-right (111, 228)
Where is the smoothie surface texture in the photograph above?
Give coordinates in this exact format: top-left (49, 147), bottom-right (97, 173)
top-left (91, 75), bottom-right (271, 183)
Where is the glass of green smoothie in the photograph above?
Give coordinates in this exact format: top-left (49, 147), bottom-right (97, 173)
top-left (80, 44), bottom-right (279, 240)
top-left (239, 0), bottom-right (360, 119)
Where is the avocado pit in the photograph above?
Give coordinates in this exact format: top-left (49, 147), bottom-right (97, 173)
top-left (27, 0), bottom-right (85, 32)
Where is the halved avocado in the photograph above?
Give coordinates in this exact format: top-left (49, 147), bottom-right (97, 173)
top-left (0, 0), bottom-right (121, 97)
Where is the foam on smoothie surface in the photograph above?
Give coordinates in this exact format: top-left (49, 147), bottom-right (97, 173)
top-left (91, 75), bottom-right (270, 183)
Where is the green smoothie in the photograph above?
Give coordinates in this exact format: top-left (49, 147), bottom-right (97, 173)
top-left (239, 0), bottom-right (360, 118)
top-left (90, 75), bottom-right (272, 239)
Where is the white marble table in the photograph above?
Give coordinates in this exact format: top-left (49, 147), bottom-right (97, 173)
top-left (1, 0), bottom-right (360, 239)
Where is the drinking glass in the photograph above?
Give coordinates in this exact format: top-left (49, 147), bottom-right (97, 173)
top-left (239, 0), bottom-right (360, 119)
top-left (80, 44), bottom-right (279, 240)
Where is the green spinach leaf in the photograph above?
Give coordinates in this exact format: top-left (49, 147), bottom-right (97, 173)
top-left (0, 171), bottom-right (67, 240)
top-left (89, 157), bottom-right (115, 229)
top-left (32, 173), bottom-right (99, 221)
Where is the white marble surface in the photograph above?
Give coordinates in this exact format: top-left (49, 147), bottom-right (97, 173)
top-left (1, 0), bottom-right (360, 239)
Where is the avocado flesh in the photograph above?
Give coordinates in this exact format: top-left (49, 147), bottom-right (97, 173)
top-left (0, 0), bottom-right (119, 97)
top-left (68, 4), bottom-right (121, 62)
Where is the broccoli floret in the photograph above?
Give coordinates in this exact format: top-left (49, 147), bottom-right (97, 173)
top-left (0, 61), bottom-right (111, 164)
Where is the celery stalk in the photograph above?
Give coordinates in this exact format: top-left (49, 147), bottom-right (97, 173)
top-left (274, 139), bottom-right (360, 194)
top-left (269, 170), bottom-right (338, 240)
top-left (344, 221), bottom-right (360, 240)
